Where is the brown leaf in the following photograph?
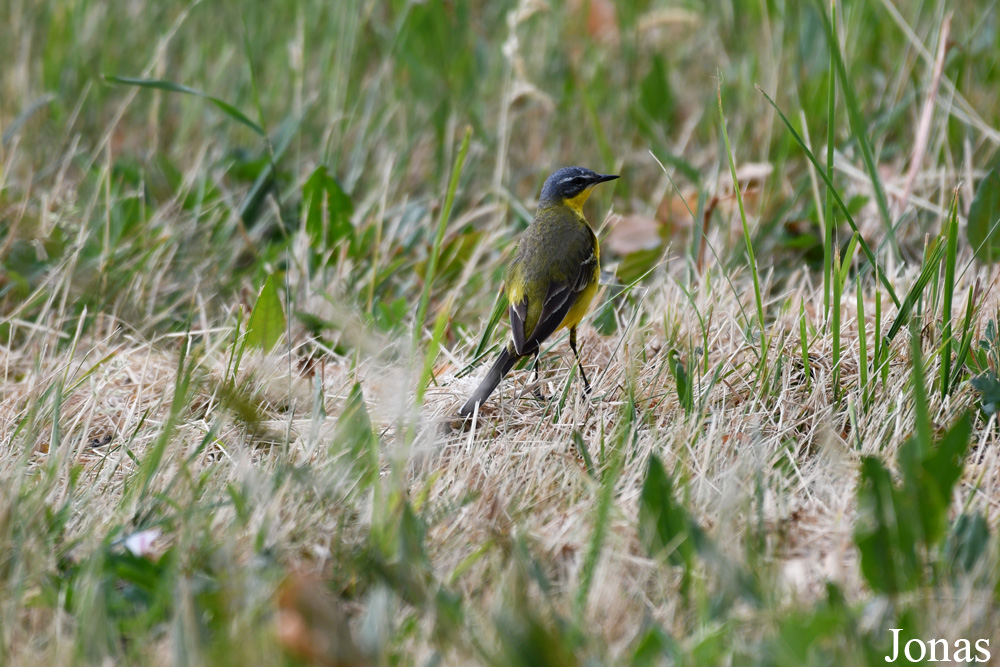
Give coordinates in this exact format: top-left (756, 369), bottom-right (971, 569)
top-left (567, 0), bottom-right (619, 44)
top-left (586, 0), bottom-right (618, 43)
top-left (276, 573), bottom-right (368, 667)
top-left (605, 214), bottom-right (663, 256)
top-left (656, 191), bottom-right (699, 229)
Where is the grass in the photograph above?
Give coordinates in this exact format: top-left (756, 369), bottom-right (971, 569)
top-left (3, 0), bottom-right (1000, 664)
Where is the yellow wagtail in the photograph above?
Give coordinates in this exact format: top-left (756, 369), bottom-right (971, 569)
top-left (459, 166), bottom-right (619, 417)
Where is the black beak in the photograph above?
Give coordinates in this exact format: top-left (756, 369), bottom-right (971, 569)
top-left (594, 173), bottom-right (620, 184)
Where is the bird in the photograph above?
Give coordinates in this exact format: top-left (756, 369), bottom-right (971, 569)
top-left (458, 166), bottom-right (619, 417)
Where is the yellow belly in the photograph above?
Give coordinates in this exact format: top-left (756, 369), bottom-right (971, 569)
top-left (557, 272), bottom-right (598, 332)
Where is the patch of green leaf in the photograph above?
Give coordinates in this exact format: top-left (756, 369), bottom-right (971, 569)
top-left (629, 625), bottom-right (678, 666)
top-left (972, 371), bottom-right (1000, 415)
top-left (638, 455), bottom-right (706, 572)
top-left (332, 383), bottom-right (379, 492)
top-left (854, 412), bottom-right (973, 594)
top-left (0, 229), bottom-right (67, 302)
top-left (943, 512), bottom-right (991, 576)
top-left (634, 54), bottom-right (675, 139)
top-left (593, 306), bottom-right (619, 342)
top-left (667, 349), bottom-right (694, 415)
top-left (245, 273), bottom-right (286, 353)
top-left (616, 247), bottom-right (662, 285)
top-left (759, 583), bottom-right (887, 665)
top-left (374, 296), bottom-right (409, 333)
top-left (899, 413), bottom-right (972, 545)
top-left (854, 456), bottom-right (921, 595)
top-left (967, 164), bottom-right (1000, 263)
top-left (303, 165), bottom-right (354, 260)
top-left (969, 318), bottom-right (1000, 414)
top-left (49, 534), bottom-right (177, 660)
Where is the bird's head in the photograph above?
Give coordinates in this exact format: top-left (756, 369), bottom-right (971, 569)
top-left (539, 166), bottom-right (619, 213)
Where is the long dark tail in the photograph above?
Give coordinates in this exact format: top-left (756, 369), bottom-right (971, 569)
top-left (458, 347), bottom-right (519, 416)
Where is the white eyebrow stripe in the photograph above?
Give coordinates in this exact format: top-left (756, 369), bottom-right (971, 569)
top-left (558, 175), bottom-right (578, 185)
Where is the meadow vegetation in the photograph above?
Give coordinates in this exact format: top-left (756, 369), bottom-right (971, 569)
top-left (2, 0), bottom-right (1000, 664)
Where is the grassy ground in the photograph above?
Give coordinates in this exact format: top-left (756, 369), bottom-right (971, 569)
top-left (3, 0), bottom-right (1000, 664)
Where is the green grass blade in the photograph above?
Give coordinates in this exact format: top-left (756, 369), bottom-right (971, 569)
top-left (718, 80), bottom-right (767, 377)
top-left (50, 381), bottom-right (62, 455)
top-left (572, 430), bottom-right (596, 479)
top-left (910, 318), bottom-right (932, 455)
top-left (884, 238), bottom-right (947, 343)
top-left (824, 0), bottom-right (837, 317)
top-left (874, 273), bottom-right (889, 386)
top-left (417, 297), bottom-right (452, 403)
top-left (472, 288), bottom-right (510, 360)
top-left (104, 75), bottom-right (265, 136)
top-left (838, 232), bottom-right (859, 285)
top-left (413, 126), bottom-right (472, 352)
top-left (941, 195), bottom-right (959, 397)
top-left (950, 285), bottom-right (978, 394)
top-left (816, 0), bottom-right (897, 254)
top-left (832, 246), bottom-right (842, 402)
top-left (238, 115), bottom-right (300, 222)
top-left (857, 279), bottom-right (868, 406)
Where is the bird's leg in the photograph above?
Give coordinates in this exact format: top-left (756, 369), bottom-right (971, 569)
top-left (569, 327), bottom-right (591, 394)
top-left (531, 347), bottom-right (547, 401)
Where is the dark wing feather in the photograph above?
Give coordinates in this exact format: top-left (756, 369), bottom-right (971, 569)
top-left (519, 285), bottom-right (574, 353)
top-left (521, 246), bottom-right (598, 352)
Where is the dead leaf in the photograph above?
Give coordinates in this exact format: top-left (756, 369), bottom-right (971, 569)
top-left (567, 0), bottom-right (619, 45)
top-left (276, 573), bottom-right (368, 667)
top-left (656, 190), bottom-right (699, 229)
top-left (585, 0), bottom-right (618, 43)
top-left (605, 214), bottom-right (663, 255)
